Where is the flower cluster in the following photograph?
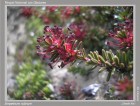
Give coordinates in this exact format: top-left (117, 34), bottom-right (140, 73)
top-left (114, 77), bottom-right (133, 100)
top-left (69, 23), bottom-right (86, 40)
top-left (108, 19), bottom-right (133, 49)
top-left (61, 7), bottom-right (81, 18)
top-left (46, 6), bottom-right (58, 12)
top-left (36, 26), bottom-right (82, 68)
top-left (21, 7), bottom-right (33, 17)
top-left (21, 6), bottom-right (82, 25)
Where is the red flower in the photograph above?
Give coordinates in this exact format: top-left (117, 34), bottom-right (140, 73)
top-left (54, 39), bottom-right (62, 47)
top-left (75, 6), bottom-right (80, 13)
top-left (114, 77), bottom-right (133, 100)
top-left (64, 43), bottom-right (77, 56)
top-left (108, 19), bottom-right (133, 49)
top-left (21, 7), bottom-right (33, 17)
top-left (46, 6), bottom-right (58, 12)
top-left (37, 26), bottom-right (81, 68)
top-left (61, 7), bottom-right (81, 19)
top-left (69, 23), bottom-right (86, 40)
top-left (62, 7), bottom-right (73, 18)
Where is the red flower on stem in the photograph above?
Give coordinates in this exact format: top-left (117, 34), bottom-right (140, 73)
top-left (36, 26), bottom-right (82, 68)
top-left (108, 19), bottom-right (133, 50)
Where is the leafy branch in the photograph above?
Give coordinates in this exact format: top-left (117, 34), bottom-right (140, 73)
top-left (86, 49), bottom-right (133, 81)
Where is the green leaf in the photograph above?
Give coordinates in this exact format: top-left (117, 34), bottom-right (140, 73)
top-left (91, 58), bottom-right (99, 64)
top-left (102, 49), bottom-right (107, 60)
top-left (105, 61), bottom-right (112, 67)
top-left (113, 55), bottom-right (120, 66)
top-left (90, 51), bottom-right (95, 59)
top-left (116, 50), bottom-right (121, 60)
top-left (98, 55), bottom-right (106, 64)
top-left (120, 63), bottom-right (125, 69)
top-left (122, 51), bottom-right (128, 64)
top-left (107, 51), bottom-right (113, 63)
top-left (93, 51), bottom-right (99, 60)
top-left (88, 54), bottom-right (93, 59)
